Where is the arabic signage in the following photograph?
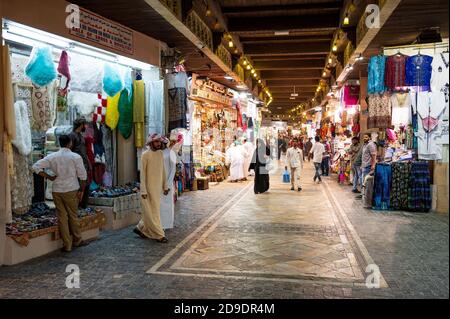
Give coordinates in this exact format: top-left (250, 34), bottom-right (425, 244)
top-left (190, 74), bottom-right (235, 107)
top-left (69, 8), bottom-right (134, 54)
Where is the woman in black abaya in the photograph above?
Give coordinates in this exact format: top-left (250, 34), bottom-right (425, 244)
top-left (249, 138), bottom-right (271, 194)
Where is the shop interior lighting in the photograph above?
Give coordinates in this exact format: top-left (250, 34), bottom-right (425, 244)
top-left (2, 20), bottom-right (152, 70)
top-left (251, 69), bottom-right (255, 74)
top-left (332, 43), bottom-right (338, 52)
top-left (228, 40), bottom-right (234, 48)
top-left (322, 71), bottom-right (327, 77)
top-left (356, 53), bottom-right (364, 61)
top-left (258, 79), bottom-right (262, 84)
top-left (224, 75), bottom-right (233, 80)
top-left (243, 60), bottom-right (248, 66)
top-left (328, 57), bottom-right (333, 64)
top-left (246, 64), bottom-right (251, 70)
top-left (205, 5), bottom-right (212, 16)
top-left (214, 19), bottom-right (221, 30)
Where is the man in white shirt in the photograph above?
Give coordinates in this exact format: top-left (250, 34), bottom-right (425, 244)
top-left (310, 136), bottom-right (325, 183)
top-left (33, 135), bottom-right (88, 252)
top-left (286, 138), bottom-right (304, 191)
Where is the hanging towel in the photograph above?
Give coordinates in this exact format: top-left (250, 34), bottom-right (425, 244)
top-left (105, 93), bottom-right (120, 130)
top-left (133, 79), bottom-right (145, 147)
top-left (118, 89), bottom-right (133, 139)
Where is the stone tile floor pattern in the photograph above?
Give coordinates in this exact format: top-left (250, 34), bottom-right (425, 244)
top-left (0, 163), bottom-right (448, 299)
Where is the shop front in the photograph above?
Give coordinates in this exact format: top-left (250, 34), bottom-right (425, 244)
top-left (0, 0), bottom-right (165, 265)
top-left (190, 74), bottom-right (240, 186)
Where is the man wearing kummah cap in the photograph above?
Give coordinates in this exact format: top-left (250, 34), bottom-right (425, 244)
top-left (134, 133), bottom-right (170, 243)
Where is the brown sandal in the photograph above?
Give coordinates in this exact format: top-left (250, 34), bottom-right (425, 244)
top-left (156, 237), bottom-right (168, 243)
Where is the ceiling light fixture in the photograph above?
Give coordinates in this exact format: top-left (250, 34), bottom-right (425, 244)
top-left (322, 71), bottom-right (327, 77)
top-left (246, 64), bottom-right (251, 70)
top-left (224, 75), bottom-right (233, 80)
top-left (274, 30), bottom-right (290, 36)
top-left (356, 53), bottom-right (364, 61)
top-left (251, 69), bottom-right (255, 74)
top-left (343, 13), bottom-right (350, 25)
top-left (205, 6), bottom-right (212, 17)
top-left (228, 40), bottom-right (234, 48)
top-left (328, 57), bottom-right (333, 64)
top-left (332, 43), bottom-right (338, 52)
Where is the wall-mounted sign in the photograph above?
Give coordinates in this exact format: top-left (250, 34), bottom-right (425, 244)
top-left (69, 8), bottom-right (134, 54)
top-left (190, 74), bottom-right (234, 107)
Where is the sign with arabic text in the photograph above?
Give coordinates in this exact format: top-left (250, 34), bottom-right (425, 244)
top-left (190, 74), bottom-right (234, 107)
top-left (69, 8), bottom-right (134, 54)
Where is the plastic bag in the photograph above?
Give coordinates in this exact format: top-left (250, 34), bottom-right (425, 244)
top-left (103, 63), bottom-right (124, 97)
top-left (282, 168), bottom-right (290, 183)
top-left (25, 46), bottom-right (57, 86)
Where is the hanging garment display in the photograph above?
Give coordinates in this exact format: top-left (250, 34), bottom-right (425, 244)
top-left (133, 78), bottom-right (145, 148)
top-left (431, 52), bottom-right (449, 112)
top-left (57, 50), bottom-right (71, 93)
top-left (11, 146), bottom-right (34, 214)
top-left (405, 54), bottom-right (433, 90)
top-left (101, 125), bottom-right (114, 174)
top-left (31, 82), bottom-right (57, 132)
top-left (105, 92), bottom-right (120, 130)
top-left (416, 91), bottom-right (446, 160)
top-left (103, 63), bottom-right (124, 97)
top-left (368, 55), bottom-right (387, 94)
top-left (25, 46), bottom-right (57, 87)
top-left (11, 53), bottom-right (30, 83)
top-left (146, 80), bottom-right (165, 136)
top-left (67, 90), bottom-right (98, 117)
top-left (14, 84), bottom-right (34, 126)
top-left (390, 161), bottom-right (411, 210)
top-left (11, 101), bottom-right (32, 156)
top-left (235, 100), bottom-right (243, 127)
top-left (373, 163), bottom-right (392, 210)
top-left (93, 122), bottom-right (106, 163)
top-left (92, 93), bottom-right (107, 123)
top-left (168, 87), bottom-right (188, 132)
top-left (343, 85), bottom-right (360, 106)
top-left (69, 53), bottom-right (103, 93)
top-left (166, 71), bottom-right (190, 90)
top-left (118, 88), bottom-right (133, 139)
top-left (385, 53), bottom-right (408, 91)
top-left (390, 92), bottom-right (412, 128)
top-left (367, 93), bottom-right (392, 129)
top-left (408, 161), bottom-right (431, 212)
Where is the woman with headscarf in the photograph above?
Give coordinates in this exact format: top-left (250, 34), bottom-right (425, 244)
top-left (134, 133), bottom-right (170, 243)
top-left (249, 138), bottom-right (271, 194)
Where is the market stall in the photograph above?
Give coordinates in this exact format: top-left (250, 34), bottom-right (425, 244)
top-left (190, 74), bottom-right (240, 185)
top-left (360, 41), bottom-right (449, 212)
top-left (1, 6), bottom-right (164, 264)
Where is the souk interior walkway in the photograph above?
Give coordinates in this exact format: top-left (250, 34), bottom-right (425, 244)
top-left (0, 162), bottom-right (448, 299)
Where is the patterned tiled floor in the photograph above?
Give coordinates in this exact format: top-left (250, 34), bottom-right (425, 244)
top-left (149, 166), bottom-right (381, 287)
top-left (0, 162), bottom-right (448, 298)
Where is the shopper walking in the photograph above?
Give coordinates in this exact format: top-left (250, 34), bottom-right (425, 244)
top-left (304, 138), bottom-right (313, 162)
top-left (69, 118), bottom-right (91, 209)
top-left (32, 135), bottom-right (89, 252)
top-left (358, 133), bottom-right (378, 199)
top-left (134, 133), bottom-right (170, 243)
top-left (348, 137), bottom-right (363, 193)
top-left (286, 138), bottom-right (304, 191)
top-left (310, 136), bottom-right (325, 183)
top-left (249, 138), bottom-right (271, 194)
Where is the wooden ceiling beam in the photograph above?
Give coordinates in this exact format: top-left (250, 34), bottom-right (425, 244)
top-left (222, 2), bottom-right (343, 15)
top-left (252, 55), bottom-right (325, 61)
top-left (255, 60), bottom-right (324, 70)
top-left (267, 79), bottom-right (319, 87)
top-left (240, 36), bottom-right (332, 44)
top-left (245, 42), bottom-right (330, 56)
top-left (228, 13), bottom-right (340, 33)
top-left (260, 70), bottom-right (322, 80)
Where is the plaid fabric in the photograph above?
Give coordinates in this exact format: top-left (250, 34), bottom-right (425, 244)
top-left (408, 162), bottom-right (431, 212)
top-left (93, 93), bottom-right (107, 123)
top-left (390, 162), bottom-right (411, 210)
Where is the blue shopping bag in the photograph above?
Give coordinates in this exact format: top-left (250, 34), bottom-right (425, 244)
top-left (282, 168), bottom-right (290, 183)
